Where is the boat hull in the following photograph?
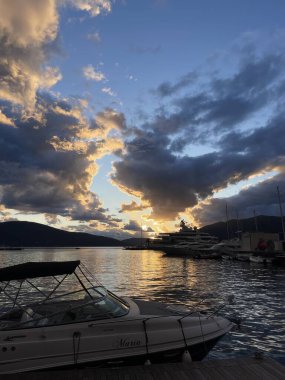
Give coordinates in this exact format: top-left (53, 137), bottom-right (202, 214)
top-left (0, 313), bottom-right (233, 374)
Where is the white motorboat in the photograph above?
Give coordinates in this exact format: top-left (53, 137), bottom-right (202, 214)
top-left (212, 238), bottom-right (242, 255)
top-left (212, 239), bottom-right (252, 261)
top-left (0, 261), bottom-right (234, 374)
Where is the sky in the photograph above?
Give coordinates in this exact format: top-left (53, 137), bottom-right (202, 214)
top-left (0, 0), bottom-right (285, 239)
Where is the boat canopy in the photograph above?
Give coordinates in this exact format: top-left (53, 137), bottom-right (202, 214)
top-left (0, 260), bottom-right (80, 281)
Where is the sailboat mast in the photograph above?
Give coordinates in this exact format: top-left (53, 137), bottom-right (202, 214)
top-left (277, 185), bottom-right (285, 240)
top-left (226, 203), bottom-right (230, 240)
top-left (253, 209), bottom-right (258, 232)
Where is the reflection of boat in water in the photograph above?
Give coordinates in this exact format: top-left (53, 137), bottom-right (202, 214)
top-left (193, 250), bottom-right (221, 260)
top-left (250, 252), bottom-right (274, 264)
top-left (0, 261), bottom-right (234, 374)
top-left (250, 251), bottom-right (285, 265)
top-left (150, 220), bottom-right (218, 257)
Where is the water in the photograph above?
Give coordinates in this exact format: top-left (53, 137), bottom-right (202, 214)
top-left (0, 248), bottom-right (284, 363)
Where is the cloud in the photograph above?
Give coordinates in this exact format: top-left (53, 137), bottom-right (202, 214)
top-left (154, 71), bottom-right (198, 97)
top-left (45, 213), bottom-right (60, 225)
top-left (0, 0), bottom-right (61, 108)
top-left (94, 108), bottom-right (127, 136)
top-left (83, 64), bottom-right (105, 81)
top-left (123, 219), bottom-right (141, 231)
top-left (0, 109), bottom-right (15, 127)
top-left (119, 201), bottom-right (147, 213)
top-left (65, 0), bottom-right (112, 17)
top-left (101, 87), bottom-right (116, 96)
top-left (0, 94), bottom-right (123, 224)
top-left (111, 48), bottom-right (285, 221)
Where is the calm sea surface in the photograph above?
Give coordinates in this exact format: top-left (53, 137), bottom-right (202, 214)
top-left (0, 248), bottom-right (284, 363)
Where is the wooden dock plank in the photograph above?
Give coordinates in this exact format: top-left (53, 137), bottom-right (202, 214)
top-left (2, 357), bottom-right (284, 380)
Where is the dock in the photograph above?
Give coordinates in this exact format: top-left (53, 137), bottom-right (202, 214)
top-left (3, 356), bottom-right (285, 380)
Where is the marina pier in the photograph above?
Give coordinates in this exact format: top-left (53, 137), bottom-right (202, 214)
top-left (4, 356), bottom-right (285, 380)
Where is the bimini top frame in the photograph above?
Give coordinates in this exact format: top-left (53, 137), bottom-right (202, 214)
top-left (0, 261), bottom-right (80, 282)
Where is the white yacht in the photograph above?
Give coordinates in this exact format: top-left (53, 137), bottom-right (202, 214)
top-left (0, 261), bottom-right (234, 374)
top-left (149, 220), bottom-right (218, 256)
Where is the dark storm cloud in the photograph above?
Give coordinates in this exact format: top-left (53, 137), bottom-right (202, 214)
top-left (111, 51), bottom-right (285, 221)
top-left (0, 94), bottom-right (123, 224)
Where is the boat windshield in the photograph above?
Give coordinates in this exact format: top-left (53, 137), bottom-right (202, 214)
top-left (0, 262), bottom-right (130, 330)
top-left (0, 286), bottom-right (129, 330)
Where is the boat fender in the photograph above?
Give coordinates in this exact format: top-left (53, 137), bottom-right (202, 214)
top-left (182, 350), bottom-right (192, 363)
top-left (144, 358), bottom-right (152, 366)
top-left (73, 331), bottom-right (81, 365)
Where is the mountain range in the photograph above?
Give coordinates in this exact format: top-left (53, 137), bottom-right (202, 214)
top-left (0, 221), bottom-right (120, 247)
top-left (0, 215), bottom-right (284, 247)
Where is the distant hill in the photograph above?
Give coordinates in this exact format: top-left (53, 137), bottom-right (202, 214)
top-left (0, 221), bottom-right (122, 247)
top-left (200, 215), bottom-right (285, 240)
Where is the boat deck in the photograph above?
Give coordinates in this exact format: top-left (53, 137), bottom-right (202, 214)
top-left (3, 356), bottom-right (285, 380)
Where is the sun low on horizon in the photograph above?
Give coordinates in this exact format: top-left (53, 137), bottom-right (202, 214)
top-left (0, 0), bottom-right (285, 239)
